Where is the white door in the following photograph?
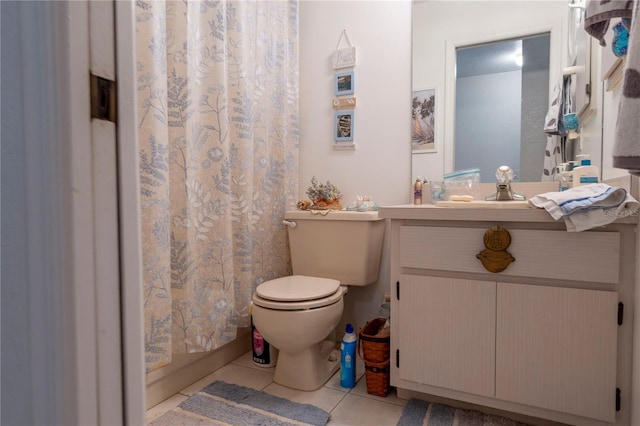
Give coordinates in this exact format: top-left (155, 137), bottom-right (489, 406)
top-left (398, 274), bottom-right (496, 397)
top-left (2, 1), bottom-right (144, 424)
top-left (496, 282), bottom-right (618, 422)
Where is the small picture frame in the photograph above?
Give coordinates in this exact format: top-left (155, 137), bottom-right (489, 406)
top-left (411, 88), bottom-right (436, 154)
top-left (332, 97), bottom-right (356, 110)
top-left (334, 71), bottom-right (354, 96)
top-left (334, 109), bottom-right (354, 142)
top-left (333, 47), bottom-right (357, 69)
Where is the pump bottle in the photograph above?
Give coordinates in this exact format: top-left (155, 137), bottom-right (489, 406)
top-left (340, 323), bottom-right (357, 388)
top-left (572, 155), bottom-right (599, 187)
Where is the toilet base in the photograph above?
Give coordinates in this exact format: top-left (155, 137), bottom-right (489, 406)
top-left (273, 340), bottom-right (340, 391)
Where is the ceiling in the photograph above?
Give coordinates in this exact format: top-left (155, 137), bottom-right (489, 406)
top-left (456, 33), bottom-right (550, 78)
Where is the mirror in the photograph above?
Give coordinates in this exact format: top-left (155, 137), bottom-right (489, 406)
top-left (412, 1), bottom-right (595, 183)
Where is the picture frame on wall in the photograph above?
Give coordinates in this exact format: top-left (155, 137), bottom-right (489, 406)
top-left (334, 71), bottom-right (354, 96)
top-left (334, 109), bottom-right (354, 142)
top-left (333, 46), bottom-right (357, 69)
top-left (411, 88), bottom-right (436, 153)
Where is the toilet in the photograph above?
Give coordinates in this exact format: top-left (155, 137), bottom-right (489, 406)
top-left (251, 210), bottom-right (385, 391)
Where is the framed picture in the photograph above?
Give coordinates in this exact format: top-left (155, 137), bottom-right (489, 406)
top-left (411, 88), bottom-right (436, 153)
top-left (334, 71), bottom-right (354, 96)
top-left (334, 109), bottom-right (354, 142)
top-left (333, 47), bottom-right (357, 69)
top-left (332, 96), bottom-right (356, 109)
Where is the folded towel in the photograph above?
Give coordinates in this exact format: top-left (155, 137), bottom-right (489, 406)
top-left (613, 2), bottom-right (640, 174)
top-left (563, 194), bottom-right (638, 231)
top-left (584, 0), bottom-right (633, 46)
top-left (528, 183), bottom-right (639, 231)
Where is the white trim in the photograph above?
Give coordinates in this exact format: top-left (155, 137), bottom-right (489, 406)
top-left (67, 1), bottom-right (101, 424)
top-left (88, 2), bottom-right (126, 424)
top-left (115, 0), bottom-right (147, 424)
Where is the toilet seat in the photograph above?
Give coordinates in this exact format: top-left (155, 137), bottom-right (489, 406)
top-left (253, 275), bottom-right (344, 310)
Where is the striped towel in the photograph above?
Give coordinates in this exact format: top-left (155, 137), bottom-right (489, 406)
top-left (528, 183), bottom-right (639, 231)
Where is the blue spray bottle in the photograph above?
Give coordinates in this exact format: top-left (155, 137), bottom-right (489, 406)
top-left (340, 323), bottom-right (357, 388)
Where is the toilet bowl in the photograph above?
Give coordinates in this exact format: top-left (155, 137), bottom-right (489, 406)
top-left (251, 210), bottom-right (385, 391)
top-left (252, 275), bottom-right (345, 391)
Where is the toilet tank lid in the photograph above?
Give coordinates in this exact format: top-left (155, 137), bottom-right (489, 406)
top-left (256, 275), bottom-right (341, 302)
top-left (284, 210), bottom-right (382, 221)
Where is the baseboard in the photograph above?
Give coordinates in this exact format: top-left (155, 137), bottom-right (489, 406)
top-left (145, 328), bottom-right (251, 409)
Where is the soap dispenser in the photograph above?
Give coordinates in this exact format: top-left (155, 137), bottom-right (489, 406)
top-left (572, 155), bottom-right (599, 187)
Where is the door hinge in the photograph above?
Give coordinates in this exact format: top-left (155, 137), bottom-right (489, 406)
top-left (618, 302), bottom-right (624, 326)
top-left (396, 281), bottom-right (400, 300)
top-left (616, 388), bottom-right (621, 411)
top-left (90, 73), bottom-right (116, 123)
top-left (396, 349), bottom-right (400, 368)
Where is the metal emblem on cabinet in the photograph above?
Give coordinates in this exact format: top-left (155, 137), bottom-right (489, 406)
top-left (476, 225), bottom-right (515, 273)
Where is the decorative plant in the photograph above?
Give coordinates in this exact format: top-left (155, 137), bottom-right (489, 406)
top-left (305, 176), bottom-right (343, 209)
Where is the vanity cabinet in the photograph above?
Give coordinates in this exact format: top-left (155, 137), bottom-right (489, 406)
top-left (379, 206), bottom-right (636, 426)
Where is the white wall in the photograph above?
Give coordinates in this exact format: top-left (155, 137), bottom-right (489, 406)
top-left (299, 0), bottom-right (412, 330)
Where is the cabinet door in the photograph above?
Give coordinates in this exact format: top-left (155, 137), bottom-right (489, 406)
top-left (398, 275), bottom-right (496, 397)
top-left (496, 283), bottom-right (618, 422)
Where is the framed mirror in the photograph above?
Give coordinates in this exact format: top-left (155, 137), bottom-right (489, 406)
top-left (412, 0), bottom-right (596, 183)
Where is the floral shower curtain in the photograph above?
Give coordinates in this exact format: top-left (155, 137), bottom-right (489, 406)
top-left (136, 0), bottom-right (299, 372)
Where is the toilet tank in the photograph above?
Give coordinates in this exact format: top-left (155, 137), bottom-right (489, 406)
top-left (283, 210), bottom-right (385, 286)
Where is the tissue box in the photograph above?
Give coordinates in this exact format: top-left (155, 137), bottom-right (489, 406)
top-left (443, 168), bottom-right (481, 200)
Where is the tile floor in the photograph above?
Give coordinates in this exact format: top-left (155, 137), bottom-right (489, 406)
top-left (146, 350), bottom-right (408, 425)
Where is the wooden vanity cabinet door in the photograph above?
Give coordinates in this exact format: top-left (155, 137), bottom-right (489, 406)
top-left (398, 274), bottom-right (496, 397)
top-left (495, 282), bottom-right (618, 423)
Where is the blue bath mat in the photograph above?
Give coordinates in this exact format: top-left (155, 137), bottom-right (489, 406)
top-left (397, 399), bottom-right (530, 426)
top-left (149, 380), bottom-right (330, 426)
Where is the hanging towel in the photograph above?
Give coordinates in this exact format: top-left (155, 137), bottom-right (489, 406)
top-left (544, 76), bottom-right (569, 136)
top-left (584, 0), bottom-right (633, 46)
top-left (528, 183), bottom-right (639, 231)
top-left (542, 75), bottom-right (574, 181)
top-left (541, 135), bottom-right (562, 181)
top-left (613, 2), bottom-right (640, 174)
top-left (584, 1), bottom-right (640, 173)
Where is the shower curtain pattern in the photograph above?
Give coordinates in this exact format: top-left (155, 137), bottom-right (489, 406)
top-left (136, 0), bottom-right (299, 372)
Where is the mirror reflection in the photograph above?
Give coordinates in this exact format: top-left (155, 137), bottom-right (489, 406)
top-left (411, 0), bottom-right (584, 184)
top-left (454, 34), bottom-right (550, 182)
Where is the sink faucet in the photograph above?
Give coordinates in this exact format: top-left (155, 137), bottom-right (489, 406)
top-left (485, 166), bottom-right (526, 201)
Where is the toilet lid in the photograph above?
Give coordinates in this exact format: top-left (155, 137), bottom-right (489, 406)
top-left (255, 275), bottom-right (341, 302)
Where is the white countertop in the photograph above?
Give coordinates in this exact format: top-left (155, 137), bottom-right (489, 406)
top-left (378, 203), bottom-right (638, 225)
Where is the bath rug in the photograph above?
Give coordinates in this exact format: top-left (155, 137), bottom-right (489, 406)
top-left (397, 399), bottom-right (531, 426)
top-left (149, 380), bottom-right (330, 426)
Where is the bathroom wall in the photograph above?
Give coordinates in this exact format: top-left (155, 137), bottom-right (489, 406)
top-left (298, 1), bottom-right (412, 332)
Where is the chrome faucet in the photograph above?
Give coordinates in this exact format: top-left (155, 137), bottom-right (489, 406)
top-left (485, 166), bottom-right (526, 201)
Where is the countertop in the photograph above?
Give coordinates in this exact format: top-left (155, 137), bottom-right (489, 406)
top-left (378, 203), bottom-right (639, 224)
